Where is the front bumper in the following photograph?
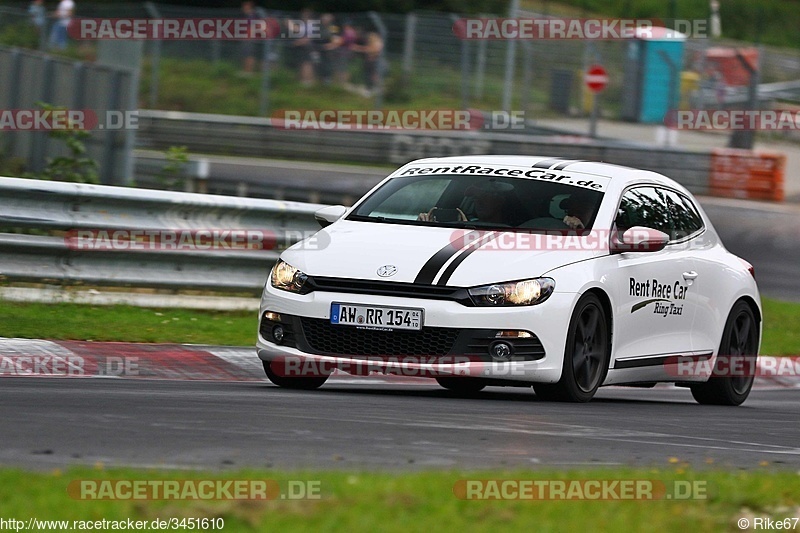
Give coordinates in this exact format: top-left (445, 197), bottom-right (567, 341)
top-left (256, 283), bottom-right (577, 384)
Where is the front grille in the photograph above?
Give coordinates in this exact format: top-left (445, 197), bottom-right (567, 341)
top-left (300, 318), bottom-right (459, 357)
top-left (306, 277), bottom-right (473, 305)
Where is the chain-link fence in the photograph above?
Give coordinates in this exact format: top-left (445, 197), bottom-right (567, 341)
top-left (2, 3), bottom-right (800, 123)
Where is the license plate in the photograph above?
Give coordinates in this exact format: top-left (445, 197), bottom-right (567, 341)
top-left (330, 303), bottom-right (423, 331)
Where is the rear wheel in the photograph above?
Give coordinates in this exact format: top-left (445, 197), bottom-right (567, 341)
top-left (533, 293), bottom-right (610, 402)
top-left (436, 376), bottom-right (486, 394)
top-left (690, 301), bottom-right (758, 406)
top-left (263, 360), bottom-right (329, 390)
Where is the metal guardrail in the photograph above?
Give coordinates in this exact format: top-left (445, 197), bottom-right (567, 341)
top-left (136, 110), bottom-right (713, 195)
top-left (0, 177), bottom-right (324, 291)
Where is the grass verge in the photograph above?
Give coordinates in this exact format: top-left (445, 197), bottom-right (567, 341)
top-left (0, 467), bottom-right (798, 532)
top-left (0, 296), bottom-right (797, 355)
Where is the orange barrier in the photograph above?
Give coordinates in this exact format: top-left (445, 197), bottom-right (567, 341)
top-left (709, 149), bottom-right (785, 202)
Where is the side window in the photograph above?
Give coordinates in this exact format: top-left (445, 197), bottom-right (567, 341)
top-left (616, 187), bottom-right (671, 235)
top-left (674, 192), bottom-right (704, 236)
top-left (661, 189), bottom-right (704, 240)
top-left (617, 186), bottom-right (704, 242)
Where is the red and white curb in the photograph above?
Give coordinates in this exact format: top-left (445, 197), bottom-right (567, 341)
top-left (0, 338), bottom-right (797, 389)
top-left (0, 338), bottom-right (429, 384)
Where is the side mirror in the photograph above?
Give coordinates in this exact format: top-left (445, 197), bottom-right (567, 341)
top-left (314, 205), bottom-right (347, 228)
top-left (611, 226), bottom-right (670, 253)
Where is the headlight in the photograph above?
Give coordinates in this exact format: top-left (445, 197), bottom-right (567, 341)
top-left (270, 259), bottom-right (309, 294)
top-left (468, 278), bottom-right (555, 307)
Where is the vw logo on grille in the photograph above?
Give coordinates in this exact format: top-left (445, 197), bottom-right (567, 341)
top-left (377, 265), bottom-right (397, 277)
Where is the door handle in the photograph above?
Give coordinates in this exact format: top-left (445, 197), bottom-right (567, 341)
top-left (682, 271), bottom-right (699, 280)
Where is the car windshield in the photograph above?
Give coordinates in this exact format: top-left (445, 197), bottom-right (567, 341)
top-left (348, 175), bottom-right (604, 231)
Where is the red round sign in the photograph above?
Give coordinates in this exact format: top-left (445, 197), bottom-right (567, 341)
top-left (584, 65), bottom-right (609, 93)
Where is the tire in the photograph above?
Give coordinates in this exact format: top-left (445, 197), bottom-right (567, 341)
top-left (263, 360), bottom-right (329, 390)
top-left (436, 376), bottom-right (486, 394)
top-left (690, 301), bottom-right (758, 406)
top-left (533, 293), bottom-right (610, 402)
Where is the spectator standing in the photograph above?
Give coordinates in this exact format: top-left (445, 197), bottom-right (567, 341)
top-left (335, 19), bottom-right (357, 86)
top-left (316, 13), bottom-right (340, 85)
top-left (353, 30), bottom-right (384, 95)
top-left (28, 0), bottom-right (46, 35)
top-left (291, 9), bottom-right (316, 86)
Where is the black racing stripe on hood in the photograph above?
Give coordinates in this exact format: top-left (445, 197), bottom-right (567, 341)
top-left (436, 232), bottom-right (499, 286)
top-left (413, 230), bottom-right (481, 285)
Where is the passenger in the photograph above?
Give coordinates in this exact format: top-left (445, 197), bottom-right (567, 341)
top-left (561, 191), bottom-right (597, 230)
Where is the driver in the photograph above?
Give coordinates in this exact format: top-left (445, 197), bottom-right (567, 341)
top-left (418, 179), bottom-right (515, 224)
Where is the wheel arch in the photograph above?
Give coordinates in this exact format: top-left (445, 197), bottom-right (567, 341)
top-left (582, 287), bottom-right (614, 357)
top-left (737, 295), bottom-right (762, 325)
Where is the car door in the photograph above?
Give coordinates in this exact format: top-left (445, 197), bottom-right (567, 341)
top-left (607, 186), bottom-right (700, 373)
top-left (661, 190), bottom-right (718, 355)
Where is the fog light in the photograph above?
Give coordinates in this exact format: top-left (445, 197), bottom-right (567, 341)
top-left (272, 325), bottom-right (285, 343)
top-left (489, 341), bottom-right (513, 361)
top-left (496, 330), bottom-right (533, 338)
top-left (264, 311), bottom-right (282, 322)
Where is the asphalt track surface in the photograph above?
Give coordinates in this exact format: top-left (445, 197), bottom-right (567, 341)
top-left (1, 377), bottom-right (799, 471)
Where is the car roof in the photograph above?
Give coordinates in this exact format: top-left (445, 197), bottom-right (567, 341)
top-left (403, 155), bottom-right (683, 191)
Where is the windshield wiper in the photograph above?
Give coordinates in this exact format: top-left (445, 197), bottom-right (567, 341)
top-left (347, 214), bottom-right (390, 223)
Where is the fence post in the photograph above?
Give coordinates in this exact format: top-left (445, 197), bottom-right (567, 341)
top-left (451, 14), bottom-right (471, 110)
top-left (4, 49), bottom-right (23, 157)
top-left (102, 70), bottom-right (123, 185)
top-left (144, 2), bottom-right (161, 108)
top-left (520, 41), bottom-right (533, 122)
top-left (402, 12), bottom-right (416, 74)
top-left (501, 0), bottom-right (520, 112)
top-left (30, 56), bottom-right (55, 175)
top-left (474, 31), bottom-right (487, 101)
top-left (256, 7), bottom-right (271, 116)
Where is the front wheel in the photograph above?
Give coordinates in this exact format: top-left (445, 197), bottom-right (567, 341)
top-left (690, 301), bottom-right (758, 406)
top-left (263, 360), bottom-right (329, 390)
top-left (533, 293), bottom-right (610, 402)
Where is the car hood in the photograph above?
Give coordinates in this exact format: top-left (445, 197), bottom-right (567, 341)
top-left (281, 221), bottom-right (600, 287)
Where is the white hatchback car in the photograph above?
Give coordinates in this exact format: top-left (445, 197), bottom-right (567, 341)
top-left (257, 156), bottom-right (761, 404)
